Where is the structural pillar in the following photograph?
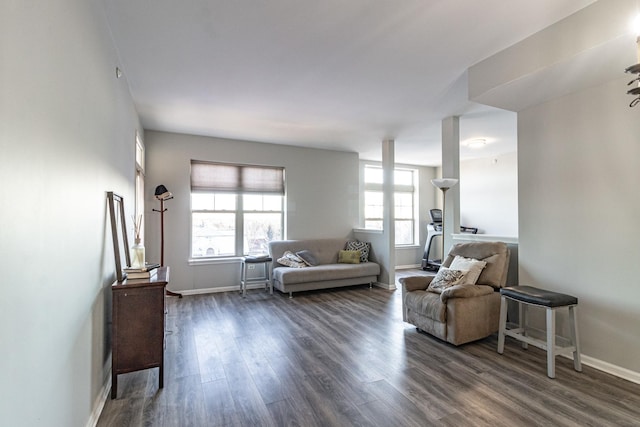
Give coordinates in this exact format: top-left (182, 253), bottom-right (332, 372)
top-left (382, 139), bottom-right (395, 289)
top-left (441, 117), bottom-right (460, 256)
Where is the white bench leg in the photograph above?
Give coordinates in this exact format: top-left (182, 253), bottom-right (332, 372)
top-left (546, 308), bottom-right (556, 378)
top-left (520, 302), bottom-right (528, 350)
top-left (569, 305), bottom-right (582, 372)
top-left (497, 295), bottom-right (508, 354)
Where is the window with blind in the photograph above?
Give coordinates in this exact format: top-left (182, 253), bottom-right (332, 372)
top-left (190, 160), bottom-right (284, 258)
top-left (364, 165), bottom-right (418, 246)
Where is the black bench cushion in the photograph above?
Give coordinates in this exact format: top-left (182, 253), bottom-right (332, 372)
top-left (243, 256), bottom-right (272, 263)
top-left (500, 285), bottom-right (577, 307)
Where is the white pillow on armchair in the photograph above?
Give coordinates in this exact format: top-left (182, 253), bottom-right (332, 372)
top-left (449, 256), bottom-right (487, 285)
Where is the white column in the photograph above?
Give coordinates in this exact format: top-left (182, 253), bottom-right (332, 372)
top-left (441, 117), bottom-right (460, 255)
top-left (382, 139), bottom-right (395, 289)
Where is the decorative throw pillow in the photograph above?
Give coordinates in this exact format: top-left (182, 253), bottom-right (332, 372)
top-left (345, 241), bottom-right (370, 262)
top-left (296, 250), bottom-right (318, 266)
top-left (427, 267), bottom-right (466, 293)
top-left (276, 251), bottom-right (307, 268)
top-left (338, 250), bottom-right (361, 264)
top-left (449, 256), bottom-right (487, 285)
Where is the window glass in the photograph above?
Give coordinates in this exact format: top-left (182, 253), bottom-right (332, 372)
top-left (192, 212), bottom-right (236, 257)
top-left (364, 166), bottom-right (383, 184)
top-left (364, 165), bottom-right (417, 245)
top-left (244, 212), bottom-right (283, 255)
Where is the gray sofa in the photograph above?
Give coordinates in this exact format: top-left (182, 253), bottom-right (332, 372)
top-left (268, 238), bottom-right (380, 297)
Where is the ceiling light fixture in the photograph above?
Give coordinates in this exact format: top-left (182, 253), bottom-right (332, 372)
top-left (466, 138), bottom-right (487, 148)
top-left (625, 15), bottom-right (640, 107)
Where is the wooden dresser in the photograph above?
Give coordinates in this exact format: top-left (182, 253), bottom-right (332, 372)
top-left (111, 266), bottom-right (169, 399)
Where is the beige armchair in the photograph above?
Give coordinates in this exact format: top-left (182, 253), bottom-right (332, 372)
top-left (400, 241), bottom-right (510, 345)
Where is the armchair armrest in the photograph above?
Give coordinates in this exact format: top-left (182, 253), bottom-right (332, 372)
top-left (399, 275), bottom-right (434, 292)
top-left (440, 284), bottom-right (495, 303)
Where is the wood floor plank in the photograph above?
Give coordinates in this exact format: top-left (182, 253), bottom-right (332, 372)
top-left (98, 278), bottom-right (640, 427)
top-left (201, 378), bottom-right (241, 427)
top-left (222, 358), bottom-right (276, 427)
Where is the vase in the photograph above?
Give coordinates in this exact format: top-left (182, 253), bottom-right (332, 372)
top-left (131, 239), bottom-right (145, 269)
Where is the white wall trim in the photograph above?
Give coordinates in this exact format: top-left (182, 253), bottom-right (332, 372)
top-left (180, 284), bottom-right (248, 295)
top-left (578, 355), bottom-right (640, 385)
top-left (374, 281), bottom-right (397, 291)
top-left (508, 324), bottom-right (640, 384)
top-left (188, 257), bottom-right (241, 267)
top-left (86, 358), bottom-right (112, 427)
top-left (452, 234), bottom-right (518, 244)
top-left (180, 282), bottom-right (396, 295)
top-left (352, 228), bottom-right (383, 234)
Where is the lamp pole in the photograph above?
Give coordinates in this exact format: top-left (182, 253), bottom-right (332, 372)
top-left (431, 178), bottom-right (459, 264)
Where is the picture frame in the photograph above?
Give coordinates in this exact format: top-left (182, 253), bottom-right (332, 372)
top-left (107, 192), bottom-right (131, 282)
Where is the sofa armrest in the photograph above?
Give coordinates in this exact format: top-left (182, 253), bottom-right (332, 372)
top-left (440, 284), bottom-right (495, 303)
top-left (399, 276), bottom-right (434, 292)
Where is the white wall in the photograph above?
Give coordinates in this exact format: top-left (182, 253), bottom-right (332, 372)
top-left (144, 131), bottom-right (360, 293)
top-left (0, 1), bottom-right (141, 426)
top-left (460, 152), bottom-right (518, 236)
top-left (519, 76), bottom-right (640, 375)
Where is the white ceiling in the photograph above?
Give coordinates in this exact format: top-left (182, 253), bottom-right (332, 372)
top-left (101, 0), bottom-right (596, 166)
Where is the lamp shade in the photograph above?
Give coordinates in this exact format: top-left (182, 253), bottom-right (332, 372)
top-left (154, 184), bottom-right (172, 200)
top-left (431, 178), bottom-right (459, 190)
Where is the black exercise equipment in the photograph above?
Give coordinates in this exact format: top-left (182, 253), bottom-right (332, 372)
top-left (421, 209), bottom-right (478, 271)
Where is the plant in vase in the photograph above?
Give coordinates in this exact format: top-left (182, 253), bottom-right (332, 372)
top-left (131, 214), bottom-right (145, 269)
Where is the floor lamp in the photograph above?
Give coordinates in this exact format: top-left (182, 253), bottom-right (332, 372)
top-left (153, 185), bottom-right (182, 298)
top-left (431, 178), bottom-right (459, 263)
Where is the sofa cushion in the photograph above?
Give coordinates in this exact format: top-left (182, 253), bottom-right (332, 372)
top-left (276, 251), bottom-right (307, 268)
top-left (273, 262), bottom-right (380, 285)
top-left (442, 242), bottom-right (510, 289)
top-left (338, 250), bottom-right (361, 264)
top-left (449, 256), bottom-right (487, 285)
top-left (296, 250), bottom-right (318, 266)
top-left (270, 239), bottom-right (350, 266)
top-left (440, 284), bottom-right (495, 303)
top-left (345, 241), bottom-right (370, 262)
top-left (427, 267), bottom-right (465, 293)
top-left (404, 290), bottom-right (446, 323)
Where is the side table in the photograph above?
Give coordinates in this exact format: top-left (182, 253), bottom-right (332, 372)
top-left (111, 266), bottom-right (169, 399)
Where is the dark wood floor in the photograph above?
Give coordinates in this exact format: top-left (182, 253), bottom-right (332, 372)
top-left (98, 272), bottom-right (640, 426)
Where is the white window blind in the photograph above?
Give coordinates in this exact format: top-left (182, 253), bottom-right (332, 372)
top-left (191, 160), bottom-right (284, 195)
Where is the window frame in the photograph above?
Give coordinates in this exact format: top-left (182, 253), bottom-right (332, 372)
top-left (363, 164), bottom-right (418, 246)
top-left (134, 131), bottom-right (145, 243)
top-left (190, 161), bottom-right (285, 259)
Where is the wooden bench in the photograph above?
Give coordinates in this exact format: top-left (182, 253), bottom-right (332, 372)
top-left (497, 285), bottom-right (582, 378)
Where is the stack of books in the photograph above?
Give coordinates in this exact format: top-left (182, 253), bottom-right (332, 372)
top-left (124, 263), bottom-right (160, 281)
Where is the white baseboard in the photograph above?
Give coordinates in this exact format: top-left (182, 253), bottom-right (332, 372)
top-left (374, 281), bottom-right (397, 291)
top-left (179, 282), bottom-right (396, 295)
top-left (179, 284), bottom-right (262, 296)
top-left (506, 324), bottom-right (640, 384)
top-left (578, 354), bottom-right (640, 385)
top-left (86, 359), bottom-right (112, 427)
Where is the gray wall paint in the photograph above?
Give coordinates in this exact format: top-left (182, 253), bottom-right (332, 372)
top-left (460, 152), bottom-right (518, 236)
top-left (144, 131), bottom-right (360, 292)
top-left (518, 76), bottom-right (640, 374)
top-left (1, 1), bottom-right (141, 425)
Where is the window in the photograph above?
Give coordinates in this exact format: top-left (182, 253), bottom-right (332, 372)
top-left (134, 132), bottom-right (145, 241)
top-left (364, 165), bottom-right (418, 245)
top-left (190, 161), bottom-right (284, 258)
